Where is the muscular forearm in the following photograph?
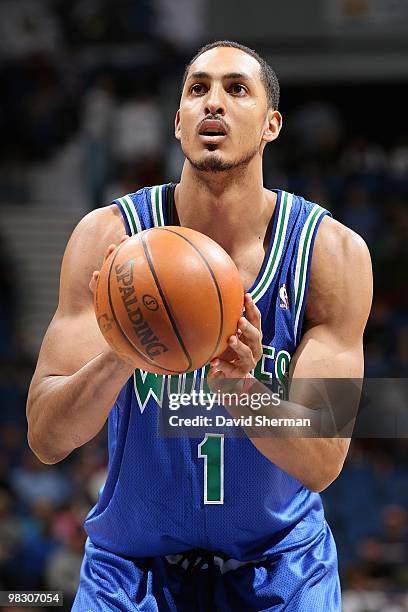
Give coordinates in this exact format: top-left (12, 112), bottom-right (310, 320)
top-left (27, 351), bottom-right (134, 464)
top-left (251, 434), bottom-right (348, 493)
top-left (223, 379), bottom-right (352, 492)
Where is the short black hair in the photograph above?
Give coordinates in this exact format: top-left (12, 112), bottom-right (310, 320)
top-left (182, 40), bottom-right (280, 110)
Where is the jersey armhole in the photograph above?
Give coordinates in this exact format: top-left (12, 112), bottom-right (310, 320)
top-left (293, 207), bottom-right (331, 344)
top-left (114, 199), bottom-right (131, 236)
top-left (113, 194), bottom-right (143, 236)
top-left (164, 183), bottom-right (177, 225)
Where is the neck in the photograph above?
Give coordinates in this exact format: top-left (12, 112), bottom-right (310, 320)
top-left (175, 157), bottom-right (276, 256)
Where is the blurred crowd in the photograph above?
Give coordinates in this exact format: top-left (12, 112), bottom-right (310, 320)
top-left (281, 99), bottom-right (408, 380)
top-left (0, 1), bottom-right (407, 610)
top-left (0, 418), bottom-right (107, 610)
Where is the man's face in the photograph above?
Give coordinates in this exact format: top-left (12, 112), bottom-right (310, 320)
top-left (175, 47), bottom-right (279, 173)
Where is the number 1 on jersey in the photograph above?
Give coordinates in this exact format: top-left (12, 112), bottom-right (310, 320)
top-left (198, 433), bottom-right (224, 504)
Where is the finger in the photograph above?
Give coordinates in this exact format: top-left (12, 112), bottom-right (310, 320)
top-left (119, 234), bottom-right (129, 244)
top-left (105, 243), bottom-right (118, 262)
top-left (228, 335), bottom-right (254, 363)
top-left (207, 364), bottom-right (224, 379)
top-left (89, 270), bottom-right (100, 294)
top-left (210, 357), bottom-right (245, 378)
top-left (236, 318), bottom-right (262, 361)
top-left (207, 366), bottom-right (226, 397)
top-left (244, 294), bottom-right (261, 331)
top-left (211, 370), bottom-right (225, 380)
top-left (207, 372), bottom-right (230, 395)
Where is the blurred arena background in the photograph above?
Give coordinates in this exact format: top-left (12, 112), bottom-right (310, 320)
top-left (0, 1), bottom-right (407, 610)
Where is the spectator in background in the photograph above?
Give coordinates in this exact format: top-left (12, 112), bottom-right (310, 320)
top-left (81, 73), bottom-right (116, 208)
top-left (0, 423), bottom-right (25, 468)
top-left (342, 506), bottom-right (408, 610)
top-left (45, 523), bottom-right (86, 611)
top-left (378, 505), bottom-right (408, 588)
top-left (52, 498), bottom-right (92, 543)
top-left (360, 298), bottom-right (392, 376)
top-left (389, 134), bottom-right (408, 192)
top-left (9, 499), bottom-right (60, 590)
top-left (0, 489), bottom-right (23, 589)
top-left (394, 327), bottom-right (408, 376)
top-left (57, 0), bottom-right (155, 45)
top-left (364, 340), bottom-right (391, 377)
top-left (287, 158), bottom-right (334, 210)
top-left (0, 52), bottom-right (82, 205)
top-left (104, 158), bottom-right (164, 205)
top-left (340, 135), bottom-right (387, 193)
top-left (377, 198), bottom-right (408, 307)
top-left (286, 98), bottom-right (344, 160)
top-left (341, 182), bottom-right (380, 243)
top-left (0, 232), bottom-right (18, 357)
top-left (153, 0), bottom-right (206, 51)
top-left (0, 0), bottom-right (62, 60)
top-left (100, 88), bottom-right (166, 204)
top-left (112, 91), bottom-right (162, 163)
top-left (10, 451), bottom-right (72, 508)
top-left (67, 442), bottom-right (107, 502)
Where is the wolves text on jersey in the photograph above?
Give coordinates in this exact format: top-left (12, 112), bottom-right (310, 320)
top-left (132, 345), bottom-right (291, 413)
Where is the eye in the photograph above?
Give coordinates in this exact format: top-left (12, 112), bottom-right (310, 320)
top-left (229, 83), bottom-right (247, 95)
top-left (191, 83), bottom-right (206, 95)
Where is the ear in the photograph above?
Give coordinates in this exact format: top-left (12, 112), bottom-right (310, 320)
top-left (175, 109), bottom-right (181, 141)
top-left (262, 110), bottom-right (283, 143)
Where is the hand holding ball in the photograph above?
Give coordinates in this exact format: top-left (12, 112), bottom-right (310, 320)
top-left (94, 227), bottom-right (244, 374)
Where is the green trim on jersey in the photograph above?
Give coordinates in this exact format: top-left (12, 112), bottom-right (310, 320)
top-left (250, 191), bottom-right (293, 303)
top-left (293, 204), bottom-right (326, 339)
top-left (198, 433), bottom-right (224, 504)
top-left (151, 185), bottom-right (165, 227)
top-left (118, 194), bottom-right (142, 235)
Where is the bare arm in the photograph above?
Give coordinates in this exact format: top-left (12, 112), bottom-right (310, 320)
top-left (209, 216), bottom-right (373, 491)
top-left (26, 205), bottom-right (134, 465)
top-left (248, 216), bottom-right (373, 490)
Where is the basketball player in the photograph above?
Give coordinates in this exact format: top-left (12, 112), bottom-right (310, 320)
top-left (26, 41), bottom-right (372, 610)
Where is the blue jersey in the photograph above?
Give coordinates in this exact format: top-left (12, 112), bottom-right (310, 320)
top-left (84, 184), bottom-right (331, 562)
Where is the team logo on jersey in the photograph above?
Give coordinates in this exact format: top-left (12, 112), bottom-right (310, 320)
top-left (279, 284), bottom-right (289, 310)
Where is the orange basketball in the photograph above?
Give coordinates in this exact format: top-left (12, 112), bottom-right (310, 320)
top-left (94, 226), bottom-right (244, 374)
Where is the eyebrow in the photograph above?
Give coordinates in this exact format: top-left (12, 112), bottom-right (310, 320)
top-left (188, 71), bottom-right (252, 81)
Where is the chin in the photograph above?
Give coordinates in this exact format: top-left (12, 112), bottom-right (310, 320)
top-left (205, 144), bottom-right (220, 152)
top-left (189, 150), bottom-right (235, 173)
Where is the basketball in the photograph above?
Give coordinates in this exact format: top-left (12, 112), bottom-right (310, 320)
top-left (94, 226), bottom-right (244, 374)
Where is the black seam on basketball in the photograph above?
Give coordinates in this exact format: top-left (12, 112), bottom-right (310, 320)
top-left (106, 242), bottom-right (187, 374)
top-left (106, 246), bottom-right (159, 367)
top-left (156, 227), bottom-right (224, 363)
top-left (141, 232), bottom-right (193, 372)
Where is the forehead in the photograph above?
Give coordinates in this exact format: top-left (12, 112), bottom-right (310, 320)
top-left (187, 47), bottom-right (262, 83)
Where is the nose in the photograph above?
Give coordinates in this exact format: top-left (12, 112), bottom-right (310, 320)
top-left (204, 83), bottom-right (226, 116)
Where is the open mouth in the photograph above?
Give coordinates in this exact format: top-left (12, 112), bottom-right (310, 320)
top-left (202, 130), bottom-right (225, 136)
top-left (198, 121), bottom-right (228, 144)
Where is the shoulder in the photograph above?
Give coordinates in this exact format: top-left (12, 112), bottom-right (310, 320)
top-left (66, 204), bottom-right (126, 262)
top-left (73, 204), bottom-right (126, 241)
top-left (305, 216), bottom-right (373, 332)
top-left (313, 215), bottom-right (371, 268)
top-left (58, 205), bottom-right (127, 307)
top-left (312, 215), bottom-right (371, 276)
